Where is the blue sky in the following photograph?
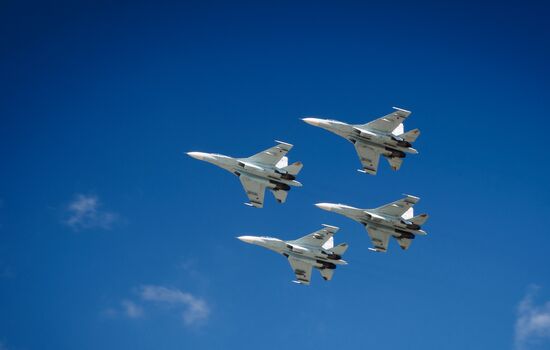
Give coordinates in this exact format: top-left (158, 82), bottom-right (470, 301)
top-left (1, 1), bottom-right (550, 349)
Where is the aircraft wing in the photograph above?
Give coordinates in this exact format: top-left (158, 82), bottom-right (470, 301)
top-left (245, 141), bottom-right (293, 166)
top-left (375, 194), bottom-right (419, 218)
top-left (354, 142), bottom-right (380, 175)
top-left (358, 107), bottom-right (411, 134)
top-left (288, 256), bottom-right (313, 285)
top-left (366, 226), bottom-right (391, 252)
top-left (239, 175), bottom-right (266, 208)
top-left (289, 224), bottom-right (339, 249)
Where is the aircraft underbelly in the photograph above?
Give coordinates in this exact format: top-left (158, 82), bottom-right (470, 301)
top-left (351, 135), bottom-right (404, 153)
top-left (238, 169), bottom-right (293, 187)
top-left (367, 222), bottom-right (407, 237)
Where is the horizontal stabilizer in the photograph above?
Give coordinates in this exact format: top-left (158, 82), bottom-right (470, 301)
top-left (281, 161), bottom-right (303, 175)
top-left (400, 128), bottom-right (420, 143)
top-left (331, 242), bottom-right (349, 256)
top-left (270, 189), bottom-right (288, 204)
top-left (397, 238), bottom-right (413, 250)
top-left (410, 213), bottom-right (429, 226)
top-left (319, 268), bottom-right (335, 281)
top-left (386, 156), bottom-right (403, 171)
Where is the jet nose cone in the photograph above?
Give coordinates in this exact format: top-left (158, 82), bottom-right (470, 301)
top-left (302, 117), bottom-right (325, 127)
top-left (187, 151), bottom-right (211, 161)
top-left (315, 203), bottom-right (337, 212)
top-left (237, 236), bottom-right (257, 244)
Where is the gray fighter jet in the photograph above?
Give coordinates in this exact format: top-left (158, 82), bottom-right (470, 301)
top-left (187, 141), bottom-right (302, 208)
top-left (303, 107), bottom-right (420, 175)
top-left (238, 224), bottom-right (348, 285)
top-left (316, 195), bottom-right (428, 252)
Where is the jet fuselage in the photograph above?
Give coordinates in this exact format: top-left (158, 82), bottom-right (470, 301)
top-left (187, 152), bottom-right (302, 191)
top-left (237, 236), bottom-right (347, 270)
top-left (303, 118), bottom-right (417, 158)
top-left (349, 127), bottom-right (417, 158)
top-left (316, 203), bottom-right (426, 240)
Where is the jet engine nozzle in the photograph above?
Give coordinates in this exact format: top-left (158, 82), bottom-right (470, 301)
top-left (401, 219), bottom-right (420, 230)
top-left (391, 136), bottom-right (412, 148)
top-left (385, 148), bottom-right (406, 158)
top-left (326, 253), bottom-right (342, 260)
top-left (316, 260), bottom-right (336, 269)
top-left (394, 229), bottom-right (415, 239)
top-left (271, 181), bottom-right (291, 191)
top-left (275, 169), bottom-right (296, 181)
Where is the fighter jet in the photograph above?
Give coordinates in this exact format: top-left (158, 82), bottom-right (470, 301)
top-left (238, 224), bottom-right (348, 285)
top-left (303, 107), bottom-right (420, 175)
top-left (187, 141), bottom-right (303, 208)
top-left (316, 195), bottom-right (428, 252)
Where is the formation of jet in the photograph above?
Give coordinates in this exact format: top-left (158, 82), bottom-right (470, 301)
top-left (238, 225), bottom-right (348, 285)
top-left (188, 107), bottom-right (430, 285)
top-left (187, 141), bottom-right (303, 208)
top-left (316, 195), bottom-right (428, 252)
top-left (303, 107), bottom-right (420, 175)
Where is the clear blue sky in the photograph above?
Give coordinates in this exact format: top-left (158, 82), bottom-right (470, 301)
top-left (1, 1), bottom-right (550, 349)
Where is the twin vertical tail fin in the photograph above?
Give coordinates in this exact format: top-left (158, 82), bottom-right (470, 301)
top-left (272, 161), bottom-right (302, 204)
top-left (410, 213), bottom-right (429, 226)
top-left (271, 189), bottom-right (289, 203)
top-left (319, 243), bottom-right (348, 281)
top-left (331, 242), bottom-right (349, 256)
top-left (282, 161), bottom-right (303, 176)
top-left (399, 128), bottom-right (421, 143)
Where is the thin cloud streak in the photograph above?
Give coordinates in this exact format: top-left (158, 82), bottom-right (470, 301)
top-left (515, 285), bottom-right (550, 350)
top-left (64, 194), bottom-right (118, 231)
top-left (140, 285), bottom-right (210, 327)
top-left (121, 299), bottom-right (143, 318)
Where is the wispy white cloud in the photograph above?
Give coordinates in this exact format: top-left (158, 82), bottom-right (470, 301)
top-left (515, 285), bottom-right (550, 350)
top-left (177, 258), bottom-right (209, 286)
top-left (140, 285), bottom-right (210, 327)
top-left (121, 299), bottom-right (143, 318)
top-left (64, 194), bottom-right (118, 231)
